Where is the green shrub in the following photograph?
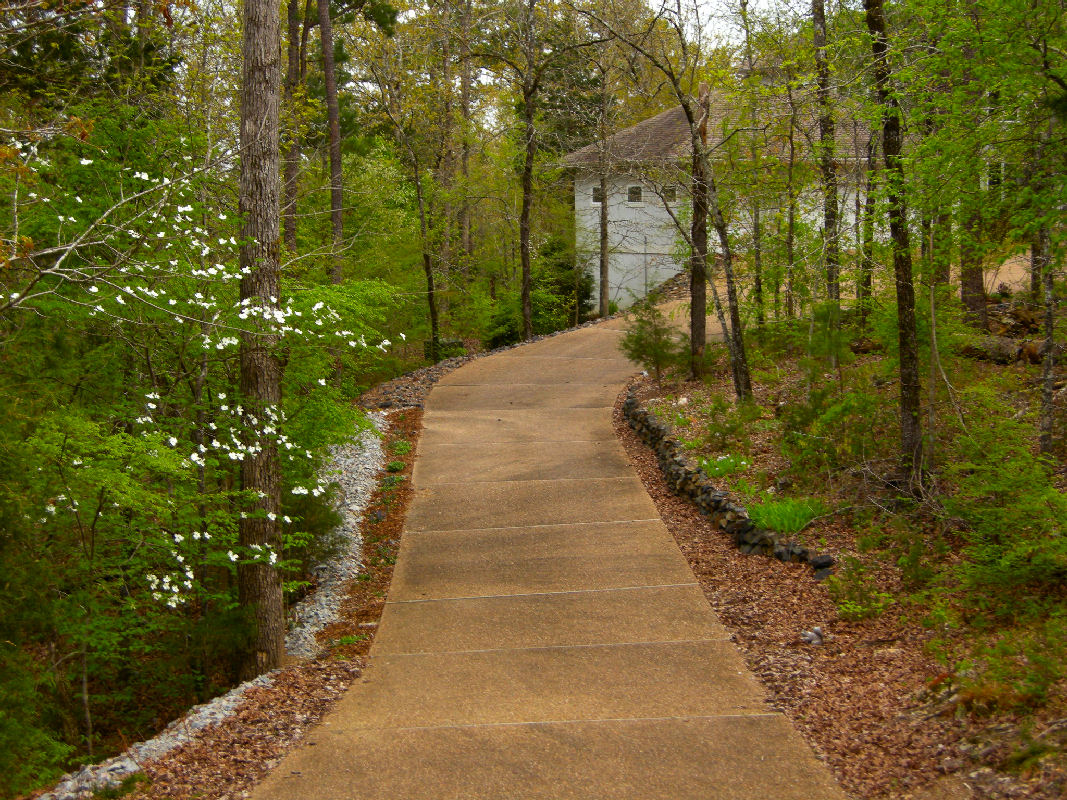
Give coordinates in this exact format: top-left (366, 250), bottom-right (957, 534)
top-left (942, 388), bottom-right (1067, 611)
top-left (826, 557), bottom-right (896, 621)
top-left (958, 614), bottom-right (1067, 713)
top-left (0, 649), bottom-right (73, 798)
top-left (748, 496), bottom-right (828, 534)
top-left (700, 394), bottom-right (762, 451)
top-left (699, 453), bottom-right (750, 479)
top-left (780, 384), bottom-right (885, 472)
top-left (618, 299), bottom-right (687, 381)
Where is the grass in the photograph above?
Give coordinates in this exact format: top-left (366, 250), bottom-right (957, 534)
top-left (748, 496), bottom-right (828, 534)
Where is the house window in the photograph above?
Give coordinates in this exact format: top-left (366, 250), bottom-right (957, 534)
top-left (627, 185), bottom-right (643, 204)
top-left (591, 185), bottom-right (604, 205)
top-left (664, 185), bottom-right (677, 203)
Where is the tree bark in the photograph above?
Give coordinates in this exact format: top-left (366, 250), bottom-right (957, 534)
top-left (812, 0), bottom-right (839, 302)
top-left (238, 0), bottom-right (284, 680)
top-left (599, 173), bottom-right (609, 317)
top-left (858, 136), bottom-right (876, 326)
top-left (282, 0), bottom-right (302, 251)
top-left (518, 0), bottom-right (537, 341)
top-left (519, 94), bottom-right (535, 340)
top-left (318, 0), bottom-right (344, 283)
top-left (784, 84), bottom-right (798, 319)
top-left (689, 96), bottom-right (708, 379)
top-left (752, 204), bottom-right (763, 326)
top-left (1036, 224), bottom-right (1056, 455)
top-left (709, 171), bottom-right (752, 400)
top-left (960, 163), bottom-right (988, 328)
top-left (412, 154), bottom-right (440, 362)
top-left (933, 211), bottom-right (952, 285)
top-left (459, 0), bottom-right (474, 265)
top-left (866, 0), bottom-right (923, 480)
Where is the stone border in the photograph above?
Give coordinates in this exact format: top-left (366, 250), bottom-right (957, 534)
top-left (622, 387), bottom-right (835, 579)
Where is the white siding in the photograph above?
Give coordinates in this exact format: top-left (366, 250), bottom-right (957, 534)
top-left (574, 174), bottom-right (685, 309)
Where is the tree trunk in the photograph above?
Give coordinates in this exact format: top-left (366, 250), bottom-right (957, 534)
top-left (784, 85), bottom-right (798, 319)
top-left (1031, 233), bottom-right (1043, 299)
top-left (437, 0), bottom-right (455, 286)
top-left (933, 212), bottom-right (952, 285)
top-left (689, 117), bottom-right (708, 379)
top-left (960, 162), bottom-right (987, 328)
top-left (412, 157), bottom-right (440, 362)
top-left (282, 0), bottom-right (302, 251)
top-left (318, 0), bottom-right (344, 283)
top-left (599, 173), bottom-right (609, 317)
top-left (1036, 224), bottom-right (1056, 455)
top-left (752, 204), bottom-right (764, 326)
top-left (858, 138), bottom-right (876, 326)
top-left (812, 0), bottom-right (839, 302)
top-left (519, 94), bottom-right (535, 340)
top-left (865, 0), bottom-right (923, 480)
top-left (459, 0), bottom-right (474, 266)
top-left (709, 172), bottom-right (752, 400)
top-left (238, 0), bottom-right (284, 680)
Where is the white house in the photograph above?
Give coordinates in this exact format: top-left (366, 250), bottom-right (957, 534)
top-left (563, 106), bottom-right (692, 309)
top-left (563, 98), bottom-right (874, 310)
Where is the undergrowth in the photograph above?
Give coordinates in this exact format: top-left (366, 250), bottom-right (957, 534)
top-left (632, 296), bottom-right (1067, 721)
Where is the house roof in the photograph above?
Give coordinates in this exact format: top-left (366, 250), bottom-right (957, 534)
top-left (562, 92), bottom-right (876, 172)
top-left (561, 105), bottom-right (694, 169)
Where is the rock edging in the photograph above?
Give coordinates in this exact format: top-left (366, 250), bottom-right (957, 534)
top-left (622, 388), bottom-right (835, 579)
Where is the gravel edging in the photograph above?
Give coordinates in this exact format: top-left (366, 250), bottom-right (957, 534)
top-left (36, 415), bottom-right (388, 800)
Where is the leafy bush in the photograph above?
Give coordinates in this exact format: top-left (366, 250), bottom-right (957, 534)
top-left (749, 496), bottom-right (828, 534)
top-left (780, 384), bottom-right (886, 472)
top-left (618, 298), bottom-right (687, 381)
top-left (942, 389), bottom-right (1067, 610)
top-left (700, 453), bottom-right (750, 478)
top-left (700, 395), bottom-right (764, 451)
top-left (958, 614), bottom-right (1067, 713)
top-left (826, 557), bottom-right (896, 621)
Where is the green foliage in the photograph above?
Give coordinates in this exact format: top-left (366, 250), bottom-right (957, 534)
top-left (390, 440), bottom-right (412, 456)
top-left (942, 387), bottom-right (1067, 608)
top-left (801, 301), bottom-right (852, 375)
top-left (699, 453), bottom-right (749, 479)
top-left (699, 394), bottom-right (763, 451)
top-left (334, 633), bottom-right (369, 646)
top-left (826, 557), bottom-right (896, 621)
top-left (748, 496), bottom-right (828, 535)
top-left (0, 648), bottom-right (73, 797)
top-left (780, 384), bottom-right (886, 472)
top-left (386, 460), bottom-right (405, 473)
top-left (482, 238), bottom-right (592, 349)
top-left (958, 614), bottom-right (1067, 713)
top-left (618, 299), bottom-right (686, 381)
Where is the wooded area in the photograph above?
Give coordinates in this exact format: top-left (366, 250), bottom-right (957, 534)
top-left (1, 0), bottom-right (1064, 796)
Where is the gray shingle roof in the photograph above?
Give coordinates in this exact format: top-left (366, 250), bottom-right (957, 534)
top-left (562, 105), bottom-right (694, 169)
top-left (562, 92), bottom-right (874, 172)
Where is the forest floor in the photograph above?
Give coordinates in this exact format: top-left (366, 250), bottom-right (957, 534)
top-left (619, 374), bottom-right (1067, 800)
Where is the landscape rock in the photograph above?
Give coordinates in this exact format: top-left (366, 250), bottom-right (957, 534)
top-left (623, 387), bottom-right (835, 579)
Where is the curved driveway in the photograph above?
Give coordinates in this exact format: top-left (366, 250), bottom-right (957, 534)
top-left (253, 317), bottom-right (847, 800)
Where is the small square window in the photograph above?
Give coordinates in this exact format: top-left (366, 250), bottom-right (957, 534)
top-left (591, 185), bottom-right (604, 205)
top-left (627, 185), bottom-right (643, 203)
top-left (664, 186), bottom-right (677, 203)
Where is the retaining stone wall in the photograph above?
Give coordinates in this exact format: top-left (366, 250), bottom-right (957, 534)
top-left (623, 388), bottom-right (835, 580)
